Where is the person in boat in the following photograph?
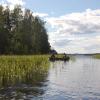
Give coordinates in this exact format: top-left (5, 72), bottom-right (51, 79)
top-left (51, 54), bottom-right (55, 59)
top-left (63, 53), bottom-right (67, 59)
top-left (50, 49), bottom-right (57, 60)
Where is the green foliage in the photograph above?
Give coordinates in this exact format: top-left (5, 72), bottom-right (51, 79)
top-left (0, 5), bottom-right (50, 54)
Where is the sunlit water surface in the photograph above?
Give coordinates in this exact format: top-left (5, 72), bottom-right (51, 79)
top-left (0, 55), bottom-right (100, 100)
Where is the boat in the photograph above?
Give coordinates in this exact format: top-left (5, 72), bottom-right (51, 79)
top-left (49, 56), bottom-right (70, 61)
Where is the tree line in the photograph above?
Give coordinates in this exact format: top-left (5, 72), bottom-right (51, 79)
top-left (0, 5), bottom-right (50, 54)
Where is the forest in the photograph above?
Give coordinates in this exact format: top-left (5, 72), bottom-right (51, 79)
top-left (0, 5), bottom-right (50, 54)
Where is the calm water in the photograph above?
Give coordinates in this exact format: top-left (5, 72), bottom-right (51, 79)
top-left (0, 55), bottom-right (100, 100)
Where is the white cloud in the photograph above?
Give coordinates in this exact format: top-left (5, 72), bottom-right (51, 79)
top-left (51, 35), bottom-right (100, 54)
top-left (0, 0), bottom-right (25, 9)
top-left (33, 12), bottom-right (48, 17)
top-left (6, 0), bottom-right (25, 6)
top-left (47, 9), bottom-right (100, 53)
top-left (7, 0), bottom-right (25, 5)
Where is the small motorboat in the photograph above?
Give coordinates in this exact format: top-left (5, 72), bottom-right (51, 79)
top-left (49, 56), bottom-right (70, 61)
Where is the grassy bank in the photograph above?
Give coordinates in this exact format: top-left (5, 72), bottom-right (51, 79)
top-left (93, 54), bottom-right (100, 59)
top-left (0, 55), bottom-right (50, 87)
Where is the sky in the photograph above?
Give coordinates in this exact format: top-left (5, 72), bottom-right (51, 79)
top-left (0, 0), bottom-right (100, 54)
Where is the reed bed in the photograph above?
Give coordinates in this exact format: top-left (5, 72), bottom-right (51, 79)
top-left (93, 54), bottom-right (100, 59)
top-left (0, 55), bottom-right (50, 87)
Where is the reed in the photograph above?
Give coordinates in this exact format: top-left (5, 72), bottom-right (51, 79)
top-left (0, 55), bottom-right (50, 87)
top-left (93, 54), bottom-right (100, 59)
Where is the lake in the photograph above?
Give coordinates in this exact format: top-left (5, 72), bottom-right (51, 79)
top-left (0, 55), bottom-right (100, 100)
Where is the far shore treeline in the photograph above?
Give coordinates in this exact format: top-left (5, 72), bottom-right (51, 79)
top-left (0, 5), bottom-right (50, 55)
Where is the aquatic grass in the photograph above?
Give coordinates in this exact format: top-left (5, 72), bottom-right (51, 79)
top-left (93, 54), bottom-right (100, 59)
top-left (0, 55), bottom-right (50, 87)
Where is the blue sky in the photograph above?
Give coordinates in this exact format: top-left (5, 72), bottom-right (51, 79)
top-left (25, 0), bottom-right (100, 16)
top-left (0, 0), bottom-right (100, 53)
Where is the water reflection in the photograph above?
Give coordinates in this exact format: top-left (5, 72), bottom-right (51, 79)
top-left (44, 55), bottom-right (100, 100)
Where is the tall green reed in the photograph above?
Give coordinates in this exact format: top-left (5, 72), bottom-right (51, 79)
top-left (0, 55), bottom-right (49, 87)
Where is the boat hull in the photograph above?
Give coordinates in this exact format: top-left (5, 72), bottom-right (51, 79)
top-left (49, 56), bottom-right (70, 61)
